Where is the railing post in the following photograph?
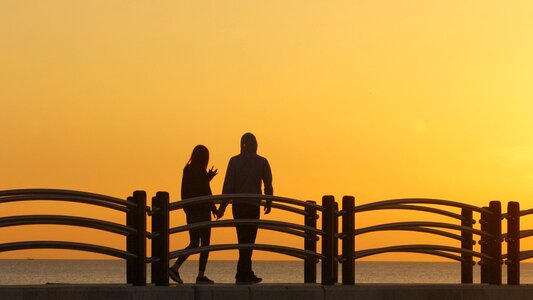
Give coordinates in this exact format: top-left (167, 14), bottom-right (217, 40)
top-left (333, 202), bottom-right (339, 284)
top-left (489, 201), bottom-right (502, 285)
top-left (507, 201), bottom-right (520, 285)
top-left (461, 208), bottom-right (473, 284)
top-left (126, 190), bottom-right (146, 286)
top-left (321, 195), bottom-right (335, 285)
top-left (304, 200), bottom-right (318, 283)
top-left (341, 196), bottom-right (355, 285)
top-left (151, 191), bottom-right (170, 286)
top-left (480, 206), bottom-right (489, 284)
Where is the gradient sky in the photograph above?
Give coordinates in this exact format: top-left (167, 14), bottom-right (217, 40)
top-left (1, 1), bottom-right (533, 261)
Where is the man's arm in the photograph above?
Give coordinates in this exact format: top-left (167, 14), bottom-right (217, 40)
top-left (218, 158), bottom-right (235, 213)
top-left (262, 158), bottom-right (273, 214)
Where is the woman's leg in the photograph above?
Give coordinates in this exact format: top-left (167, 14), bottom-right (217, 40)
top-left (171, 220), bottom-right (201, 271)
top-left (197, 226), bottom-right (212, 275)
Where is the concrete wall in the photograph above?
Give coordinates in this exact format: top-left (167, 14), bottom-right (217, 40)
top-left (3, 284), bottom-right (533, 300)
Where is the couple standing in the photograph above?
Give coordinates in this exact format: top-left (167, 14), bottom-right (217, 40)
top-left (169, 133), bottom-right (273, 284)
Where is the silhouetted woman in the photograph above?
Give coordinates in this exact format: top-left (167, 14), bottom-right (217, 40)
top-left (169, 145), bottom-right (218, 284)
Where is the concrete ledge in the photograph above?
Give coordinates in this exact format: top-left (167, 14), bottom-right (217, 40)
top-left (3, 284), bottom-right (533, 300)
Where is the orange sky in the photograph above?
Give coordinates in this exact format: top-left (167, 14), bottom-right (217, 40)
top-left (1, 1), bottom-right (533, 261)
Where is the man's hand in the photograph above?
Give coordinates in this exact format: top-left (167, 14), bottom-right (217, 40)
top-left (212, 208), bottom-right (219, 220)
top-left (264, 203), bottom-right (271, 215)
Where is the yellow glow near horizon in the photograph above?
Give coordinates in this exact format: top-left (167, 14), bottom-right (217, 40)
top-left (1, 1), bottom-right (533, 261)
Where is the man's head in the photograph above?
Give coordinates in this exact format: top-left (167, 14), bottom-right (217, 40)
top-left (240, 132), bottom-right (258, 154)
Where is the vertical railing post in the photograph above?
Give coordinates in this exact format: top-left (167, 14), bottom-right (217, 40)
top-left (151, 191), bottom-right (170, 286)
top-left (126, 195), bottom-right (134, 285)
top-left (489, 201), bottom-right (502, 285)
top-left (507, 201), bottom-right (520, 285)
top-left (480, 206), bottom-right (489, 284)
top-left (333, 202), bottom-right (339, 284)
top-left (341, 196), bottom-right (355, 285)
top-left (321, 195), bottom-right (335, 285)
top-left (461, 208), bottom-right (473, 283)
top-left (126, 190), bottom-right (146, 286)
top-left (304, 200), bottom-right (318, 283)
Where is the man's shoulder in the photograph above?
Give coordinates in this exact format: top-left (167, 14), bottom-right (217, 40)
top-left (229, 155), bottom-right (240, 162)
top-left (256, 154), bottom-right (268, 162)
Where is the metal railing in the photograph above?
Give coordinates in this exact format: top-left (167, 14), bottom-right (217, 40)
top-left (0, 189), bottom-right (147, 286)
top-left (3, 188), bottom-right (533, 286)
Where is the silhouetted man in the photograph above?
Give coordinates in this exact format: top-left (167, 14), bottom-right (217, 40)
top-left (217, 132), bottom-right (273, 284)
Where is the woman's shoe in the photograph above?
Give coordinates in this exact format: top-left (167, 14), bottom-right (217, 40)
top-left (169, 268), bottom-right (183, 284)
top-left (196, 275), bottom-right (214, 284)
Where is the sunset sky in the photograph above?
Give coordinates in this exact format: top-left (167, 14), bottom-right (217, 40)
top-left (1, 1), bottom-right (533, 261)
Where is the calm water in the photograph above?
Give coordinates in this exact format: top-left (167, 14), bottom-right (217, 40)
top-left (1, 260), bottom-right (533, 285)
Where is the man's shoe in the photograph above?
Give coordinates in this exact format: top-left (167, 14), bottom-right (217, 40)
top-left (250, 274), bottom-right (263, 283)
top-left (236, 275), bottom-right (262, 284)
top-left (169, 268), bottom-right (183, 284)
top-left (196, 276), bottom-right (214, 284)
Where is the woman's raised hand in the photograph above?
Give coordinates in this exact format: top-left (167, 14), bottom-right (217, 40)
top-left (208, 166), bottom-right (218, 180)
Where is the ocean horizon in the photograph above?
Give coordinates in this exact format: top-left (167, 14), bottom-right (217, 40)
top-left (1, 260), bottom-right (532, 285)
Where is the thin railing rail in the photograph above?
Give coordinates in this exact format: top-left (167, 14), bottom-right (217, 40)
top-left (0, 215), bottom-right (136, 236)
top-left (169, 219), bottom-right (324, 237)
top-left (354, 221), bottom-right (491, 238)
top-left (169, 194), bottom-right (324, 212)
top-left (0, 241), bottom-right (136, 260)
top-left (0, 195), bottom-right (129, 212)
top-left (0, 189), bottom-right (136, 208)
top-left (169, 243), bottom-right (324, 260)
top-left (354, 244), bottom-right (492, 260)
top-left (355, 198), bottom-right (493, 215)
top-left (357, 204), bottom-right (466, 221)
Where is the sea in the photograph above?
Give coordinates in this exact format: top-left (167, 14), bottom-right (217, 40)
top-left (1, 260), bottom-right (533, 285)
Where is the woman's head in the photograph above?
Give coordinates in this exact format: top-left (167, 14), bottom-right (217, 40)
top-left (187, 145), bottom-right (209, 170)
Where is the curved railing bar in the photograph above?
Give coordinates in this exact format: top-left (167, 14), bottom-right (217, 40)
top-left (354, 225), bottom-right (464, 241)
top-left (519, 251), bottom-right (533, 261)
top-left (269, 202), bottom-right (307, 216)
top-left (411, 250), bottom-right (465, 262)
top-left (355, 244), bottom-right (491, 260)
top-left (354, 199), bottom-right (492, 215)
top-left (374, 249), bottom-right (464, 262)
top-left (503, 230), bottom-right (533, 240)
top-left (354, 221), bottom-right (491, 238)
top-left (356, 204), bottom-right (466, 221)
top-left (259, 225), bottom-right (310, 238)
top-left (518, 230), bottom-right (533, 239)
top-left (169, 194), bottom-right (323, 212)
top-left (169, 243), bottom-right (323, 261)
top-left (169, 219), bottom-right (324, 236)
top-left (0, 189), bottom-right (135, 208)
top-left (0, 241), bottom-right (136, 260)
top-left (0, 215), bottom-right (136, 236)
top-left (520, 209), bottom-right (533, 217)
top-left (0, 195), bottom-right (128, 212)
